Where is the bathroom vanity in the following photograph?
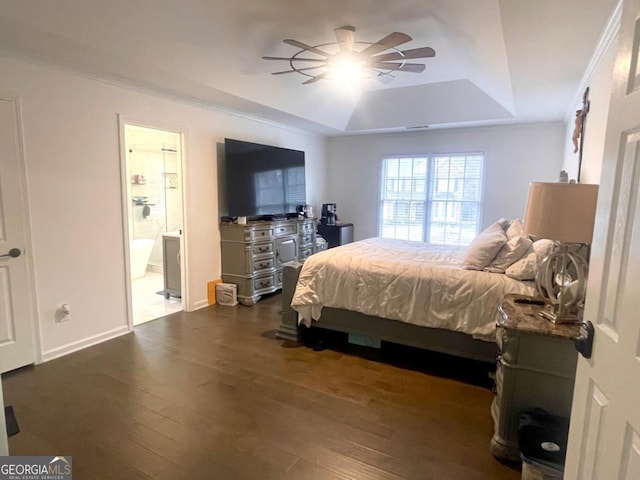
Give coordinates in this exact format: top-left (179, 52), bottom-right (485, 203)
top-left (162, 232), bottom-right (181, 299)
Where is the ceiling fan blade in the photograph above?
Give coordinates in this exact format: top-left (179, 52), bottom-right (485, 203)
top-left (335, 26), bottom-right (355, 52)
top-left (372, 62), bottom-right (426, 73)
top-left (283, 39), bottom-right (332, 57)
top-left (371, 47), bottom-right (436, 62)
top-left (302, 71), bottom-right (331, 85)
top-left (272, 66), bottom-right (326, 75)
top-left (359, 32), bottom-right (412, 57)
top-left (263, 56), bottom-right (327, 62)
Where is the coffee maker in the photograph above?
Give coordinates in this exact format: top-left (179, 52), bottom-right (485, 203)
top-left (321, 203), bottom-right (337, 225)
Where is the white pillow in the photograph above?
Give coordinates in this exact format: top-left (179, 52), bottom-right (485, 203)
top-left (485, 235), bottom-right (533, 273)
top-left (461, 222), bottom-right (508, 270)
top-left (505, 239), bottom-right (556, 280)
top-left (505, 218), bottom-right (523, 239)
top-left (485, 218), bottom-right (532, 273)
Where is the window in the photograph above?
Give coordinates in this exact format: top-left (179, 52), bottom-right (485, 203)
top-left (379, 153), bottom-right (484, 245)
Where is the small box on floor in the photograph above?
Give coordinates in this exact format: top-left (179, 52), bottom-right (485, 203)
top-left (216, 283), bottom-right (238, 306)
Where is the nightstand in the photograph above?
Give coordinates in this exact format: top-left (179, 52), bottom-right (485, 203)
top-left (317, 223), bottom-right (353, 248)
top-left (490, 294), bottom-right (580, 462)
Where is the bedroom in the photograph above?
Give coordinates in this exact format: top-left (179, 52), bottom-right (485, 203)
top-left (1, 0), bottom-right (637, 477)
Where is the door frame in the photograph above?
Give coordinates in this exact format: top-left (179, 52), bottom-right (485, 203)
top-left (117, 115), bottom-right (189, 330)
top-left (0, 93), bottom-right (41, 366)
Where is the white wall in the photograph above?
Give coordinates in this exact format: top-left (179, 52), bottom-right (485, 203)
top-left (561, 32), bottom-right (617, 184)
top-left (0, 54), bottom-right (327, 361)
top-left (327, 123), bottom-right (565, 241)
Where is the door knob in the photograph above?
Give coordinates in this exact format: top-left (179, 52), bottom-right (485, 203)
top-left (574, 320), bottom-right (594, 359)
top-left (0, 248), bottom-right (21, 258)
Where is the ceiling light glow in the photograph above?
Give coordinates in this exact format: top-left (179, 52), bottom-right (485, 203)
top-left (327, 53), bottom-right (367, 82)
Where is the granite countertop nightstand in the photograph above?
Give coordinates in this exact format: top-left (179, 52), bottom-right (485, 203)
top-left (498, 293), bottom-right (581, 339)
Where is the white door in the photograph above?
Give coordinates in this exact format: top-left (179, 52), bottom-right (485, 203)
top-left (0, 98), bottom-right (36, 373)
top-left (565, 0), bottom-right (640, 477)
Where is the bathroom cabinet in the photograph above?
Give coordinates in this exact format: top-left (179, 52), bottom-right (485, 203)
top-left (162, 232), bottom-right (181, 299)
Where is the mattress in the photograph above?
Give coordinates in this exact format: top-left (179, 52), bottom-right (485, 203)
top-left (291, 237), bottom-right (535, 341)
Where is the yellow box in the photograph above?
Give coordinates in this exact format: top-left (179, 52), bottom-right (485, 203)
top-left (207, 279), bottom-right (223, 305)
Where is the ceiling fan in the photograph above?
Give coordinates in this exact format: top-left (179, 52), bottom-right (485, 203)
top-left (263, 26), bottom-right (436, 85)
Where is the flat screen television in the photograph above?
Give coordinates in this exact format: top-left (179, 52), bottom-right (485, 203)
top-left (222, 138), bottom-right (306, 218)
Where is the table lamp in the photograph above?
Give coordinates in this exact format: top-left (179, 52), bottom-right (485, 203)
top-left (523, 182), bottom-right (599, 323)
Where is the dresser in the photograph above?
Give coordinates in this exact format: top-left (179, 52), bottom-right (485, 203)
top-left (490, 294), bottom-right (580, 462)
top-left (220, 218), bottom-right (315, 306)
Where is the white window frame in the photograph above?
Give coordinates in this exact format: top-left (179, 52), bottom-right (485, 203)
top-left (378, 152), bottom-right (485, 245)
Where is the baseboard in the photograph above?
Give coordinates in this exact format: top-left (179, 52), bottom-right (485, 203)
top-left (40, 325), bottom-right (131, 363)
top-left (191, 299), bottom-right (209, 311)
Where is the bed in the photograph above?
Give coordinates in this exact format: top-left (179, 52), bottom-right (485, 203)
top-left (278, 233), bottom-right (540, 363)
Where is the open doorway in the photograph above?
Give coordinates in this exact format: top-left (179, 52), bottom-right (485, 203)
top-left (123, 124), bottom-right (184, 326)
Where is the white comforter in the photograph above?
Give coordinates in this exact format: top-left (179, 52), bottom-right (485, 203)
top-left (291, 237), bottom-right (535, 341)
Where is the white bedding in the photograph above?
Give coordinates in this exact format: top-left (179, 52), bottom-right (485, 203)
top-left (291, 237), bottom-right (535, 341)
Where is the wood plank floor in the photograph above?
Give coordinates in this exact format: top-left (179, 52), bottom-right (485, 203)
top-left (3, 293), bottom-right (521, 479)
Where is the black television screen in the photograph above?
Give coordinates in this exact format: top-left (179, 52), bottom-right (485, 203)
top-left (223, 138), bottom-right (306, 218)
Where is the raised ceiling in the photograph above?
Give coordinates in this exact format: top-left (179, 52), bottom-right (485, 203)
top-left (0, 0), bottom-right (618, 136)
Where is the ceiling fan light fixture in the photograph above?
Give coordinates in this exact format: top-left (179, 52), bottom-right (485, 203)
top-left (263, 26), bottom-right (435, 85)
top-left (327, 52), bottom-right (368, 82)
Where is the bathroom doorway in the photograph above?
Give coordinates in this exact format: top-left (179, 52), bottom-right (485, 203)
top-left (123, 124), bottom-right (184, 326)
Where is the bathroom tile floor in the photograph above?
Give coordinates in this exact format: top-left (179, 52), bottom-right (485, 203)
top-left (132, 271), bottom-right (182, 325)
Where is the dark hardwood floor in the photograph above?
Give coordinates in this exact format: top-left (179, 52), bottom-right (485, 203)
top-left (3, 293), bottom-right (520, 479)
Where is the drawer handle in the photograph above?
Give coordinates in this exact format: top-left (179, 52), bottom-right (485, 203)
top-left (259, 281), bottom-right (270, 287)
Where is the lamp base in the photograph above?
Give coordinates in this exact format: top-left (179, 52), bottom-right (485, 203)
top-left (536, 242), bottom-right (588, 325)
top-left (538, 304), bottom-right (581, 324)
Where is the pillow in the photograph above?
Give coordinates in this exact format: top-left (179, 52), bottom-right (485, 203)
top-left (461, 222), bottom-right (508, 270)
top-left (497, 217), bottom-right (510, 231)
top-left (484, 235), bottom-right (532, 273)
top-left (504, 218), bottom-right (523, 239)
top-left (533, 238), bottom-right (556, 260)
top-left (505, 239), bottom-right (556, 280)
top-left (485, 218), bottom-right (532, 273)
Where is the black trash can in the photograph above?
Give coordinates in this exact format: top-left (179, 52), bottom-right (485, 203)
top-left (518, 409), bottom-right (569, 480)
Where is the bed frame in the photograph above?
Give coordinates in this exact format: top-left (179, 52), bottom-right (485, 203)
top-left (277, 263), bottom-right (498, 363)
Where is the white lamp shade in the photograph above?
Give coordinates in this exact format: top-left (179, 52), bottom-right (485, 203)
top-left (523, 182), bottom-right (599, 243)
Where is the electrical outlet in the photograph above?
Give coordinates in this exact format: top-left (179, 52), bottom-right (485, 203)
top-left (54, 304), bottom-right (70, 323)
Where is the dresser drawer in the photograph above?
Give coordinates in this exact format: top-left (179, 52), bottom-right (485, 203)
top-left (250, 227), bottom-right (273, 241)
top-left (252, 242), bottom-right (274, 255)
top-left (253, 257), bottom-right (274, 272)
top-left (300, 221), bottom-right (315, 235)
top-left (274, 223), bottom-right (297, 236)
top-left (254, 274), bottom-right (275, 292)
top-left (299, 247), bottom-right (314, 261)
top-left (300, 234), bottom-right (314, 245)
